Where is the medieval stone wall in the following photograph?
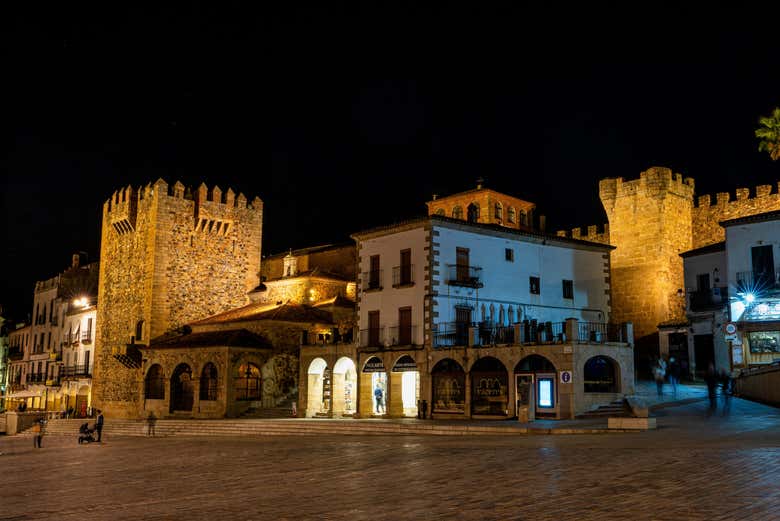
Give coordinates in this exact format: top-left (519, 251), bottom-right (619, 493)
top-left (256, 277), bottom-right (350, 306)
top-left (261, 244), bottom-right (356, 281)
top-left (92, 179), bottom-right (263, 418)
top-left (599, 167), bottom-right (694, 340)
top-left (692, 183), bottom-right (780, 248)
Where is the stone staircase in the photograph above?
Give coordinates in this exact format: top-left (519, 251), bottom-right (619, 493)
top-left (575, 400), bottom-right (629, 419)
top-left (239, 391), bottom-right (298, 419)
top-left (13, 417), bottom-right (576, 437)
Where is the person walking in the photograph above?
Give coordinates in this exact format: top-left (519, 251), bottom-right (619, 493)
top-left (668, 357), bottom-right (680, 396)
top-left (146, 411), bottom-right (157, 436)
top-left (705, 362), bottom-right (718, 417)
top-left (32, 419), bottom-right (45, 448)
top-left (719, 369), bottom-right (733, 416)
top-left (95, 410), bottom-right (104, 442)
top-left (653, 358), bottom-right (666, 397)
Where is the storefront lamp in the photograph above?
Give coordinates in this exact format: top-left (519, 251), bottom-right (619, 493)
top-left (73, 297), bottom-right (89, 308)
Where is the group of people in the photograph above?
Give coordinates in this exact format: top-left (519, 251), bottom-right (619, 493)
top-left (652, 355), bottom-right (682, 397)
top-left (705, 362), bottom-right (734, 417)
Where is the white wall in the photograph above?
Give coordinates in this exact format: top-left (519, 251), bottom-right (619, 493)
top-left (62, 306), bottom-right (96, 373)
top-left (432, 225), bottom-right (610, 326)
top-left (726, 219), bottom-right (780, 282)
top-left (357, 226), bottom-right (428, 346)
top-left (683, 250), bottom-right (727, 293)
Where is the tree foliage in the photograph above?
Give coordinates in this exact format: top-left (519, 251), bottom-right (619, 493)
top-left (755, 107), bottom-right (780, 161)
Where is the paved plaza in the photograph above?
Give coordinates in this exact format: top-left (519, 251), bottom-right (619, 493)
top-left (2, 397), bottom-right (780, 521)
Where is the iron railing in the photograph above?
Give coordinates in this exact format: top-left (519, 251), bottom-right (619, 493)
top-left (432, 322), bottom-right (469, 348)
top-left (27, 373), bottom-right (46, 384)
top-left (385, 325), bottom-right (418, 346)
top-left (446, 265), bottom-right (484, 288)
top-left (360, 327), bottom-right (385, 348)
top-left (736, 268), bottom-right (780, 291)
top-left (81, 331), bottom-right (93, 344)
top-left (392, 265), bottom-right (415, 287)
top-left (516, 321), bottom-right (566, 344)
top-left (577, 322), bottom-right (627, 343)
top-left (8, 347), bottom-right (24, 360)
top-left (689, 288), bottom-right (726, 311)
top-left (476, 323), bottom-right (515, 345)
top-left (60, 365), bottom-right (92, 378)
top-left (365, 269), bottom-right (383, 290)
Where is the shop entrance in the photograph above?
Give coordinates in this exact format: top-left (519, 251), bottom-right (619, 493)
top-left (391, 355), bottom-right (419, 417)
top-left (515, 355), bottom-right (558, 418)
top-left (360, 356), bottom-right (387, 416)
top-left (470, 356), bottom-right (508, 416)
top-left (332, 357), bottom-right (357, 417)
top-left (694, 334), bottom-right (715, 378)
top-left (306, 358), bottom-right (328, 417)
top-left (431, 358), bottom-right (466, 415)
top-left (75, 385), bottom-right (89, 418)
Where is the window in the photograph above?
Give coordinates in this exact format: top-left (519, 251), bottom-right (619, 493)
top-left (452, 206), bottom-right (464, 219)
top-left (467, 203), bottom-right (479, 222)
top-left (562, 279), bottom-right (573, 299)
top-left (435, 208), bottom-right (445, 216)
top-left (529, 276), bottom-right (540, 295)
top-left (368, 311), bottom-right (381, 347)
top-left (519, 210), bottom-right (527, 226)
top-left (505, 248), bottom-right (514, 262)
top-left (200, 363), bottom-right (218, 401)
top-left (584, 356), bottom-right (618, 393)
top-left (697, 273), bottom-right (710, 292)
top-left (368, 255), bottom-right (381, 290)
top-left (397, 249), bottom-right (413, 286)
top-left (136, 320), bottom-right (144, 342)
top-left (507, 207), bottom-right (516, 224)
top-left (235, 363), bottom-right (261, 401)
top-left (145, 364), bottom-right (165, 399)
top-left (494, 202), bottom-right (503, 220)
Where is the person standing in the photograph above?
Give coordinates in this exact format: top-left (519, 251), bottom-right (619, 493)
top-left (653, 358), bottom-right (666, 397)
top-left (374, 386), bottom-right (384, 414)
top-left (146, 411), bottom-right (157, 436)
top-left (32, 419), bottom-right (44, 448)
top-left (705, 362), bottom-right (718, 417)
top-left (95, 410), bottom-right (104, 442)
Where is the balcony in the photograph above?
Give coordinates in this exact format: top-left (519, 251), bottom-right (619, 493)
top-left (736, 268), bottom-right (780, 293)
top-left (301, 328), bottom-right (354, 346)
top-left (576, 322), bottom-right (629, 344)
top-left (360, 327), bottom-right (385, 348)
top-left (385, 325), bottom-right (418, 346)
top-left (392, 265), bottom-right (415, 287)
top-left (26, 373), bottom-right (46, 384)
top-left (364, 269), bottom-right (383, 291)
top-left (8, 347), bottom-right (23, 361)
top-left (446, 264), bottom-right (483, 288)
top-left (689, 287), bottom-right (726, 311)
top-left (432, 322), bottom-right (469, 348)
top-left (81, 331), bottom-right (93, 344)
top-left (60, 364), bottom-right (92, 379)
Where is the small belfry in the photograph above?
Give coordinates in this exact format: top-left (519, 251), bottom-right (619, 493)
top-left (91, 179), bottom-right (263, 418)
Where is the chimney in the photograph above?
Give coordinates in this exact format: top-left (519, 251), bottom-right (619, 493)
top-left (432, 193), bottom-right (438, 200)
top-left (476, 177), bottom-right (484, 190)
top-left (539, 215), bottom-right (546, 232)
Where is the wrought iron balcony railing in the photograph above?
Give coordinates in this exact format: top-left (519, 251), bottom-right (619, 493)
top-left (359, 327), bottom-right (385, 348)
top-left (81, 331), bottom-right (93, 344)
top-left (736, 268), bottom-right (780, 292)
top-left (364, 269), bottom-right (383, 291)
top-left (446, 264), bottom-right (483, 288)
top-left (432, 322), bottom-right (469, 348)
top-left (385, 325), bottom-right (418, 346)
top-left (60, 364), bottom-right (92, 378)
top-left (392, 265), bottom-right (415, 287)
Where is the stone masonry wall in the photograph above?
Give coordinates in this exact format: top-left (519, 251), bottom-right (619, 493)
top-left (93, 180), bottom-right (263, 418)
top-left (692, 183), bottom-right (780, 248)
top-left (599, 167), bottom-right (694, 340)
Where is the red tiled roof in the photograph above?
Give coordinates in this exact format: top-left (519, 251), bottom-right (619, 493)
top-left (149, 329), bottom-right (271, 349)
top-left (193, 302), bottom-right (334, 325)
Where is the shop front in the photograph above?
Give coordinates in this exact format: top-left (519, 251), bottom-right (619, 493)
top-left (515, 355), bottom-right (558, 418)
top-left (431, 358), bottom-right (465, 416)
top-left (470, 356), bottom-right (508, 417)
top-left (391, 355), bottom-right (419, 417)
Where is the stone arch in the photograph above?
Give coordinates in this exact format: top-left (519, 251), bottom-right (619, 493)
top-left (145, 364), bottom-right (165, 400)
top-left (515, 354), bottom-right (558, 417)
top-left (467, 203), bottom-right (480, 222)
top-left (514, 354), bottom-right (556, 373)
top-left (306, 357), bottom-right (328, 417)
top-left (331, 356), bottom-right (357, 416)
top-left (431, 358), bottom-right (466, 415)
top-left (583, 355), bottom-right (620, 393)
top-left (435, 208), bottom-right (445, 216)
top-left (170, 363), bottom-right (194, 413)
top-left (519, 209), bottom-right (527, 226)
top-left (470, 356), bottom-right (509, 416)
top-left (235, 361), bottom-right (262, 402)
top-left (494, 202), bottom-right (503, 220)
top-left (452, 206), bottom-right (464, 219)
top-left (391, 354), bottom-right (420, 417)
top-left (199, 362), bottom-right (218, 401)
top-left (507, 207), bottom-right (516, 224)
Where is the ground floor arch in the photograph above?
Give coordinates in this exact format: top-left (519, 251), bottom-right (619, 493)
top-left (583, 355), bottom-right (620, 393)
top-left (332, 356), bottom-right (357, 416)
top-left (470, 356), bottom-right (508, 416)
top-left (306, 357), bottom-right (329, 417)
top-left (391, 354), bottom-right (420, 417)
top-left (360, 356), bottom-right (388, 416)
top-left (515, 354), bottom-right (558, 418)
top-left (432, 358), bottom-right (465, 415)
top-left (170, 363), bottom-right (194, 413)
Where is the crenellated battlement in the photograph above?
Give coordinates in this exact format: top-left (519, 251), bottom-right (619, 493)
top-left (694, 183), bottom-right (780, 207)
top-left (103, 179), bottom-right (263, 237)
top-left (556, 223), bottom-right (611, 245)
top-left (599, 166), bottom-right (695, 209)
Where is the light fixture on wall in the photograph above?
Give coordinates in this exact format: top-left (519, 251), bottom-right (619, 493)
top-left (676, 288), bottom-right (684, 298)
top-left (713, 267), bottom-right (720, 283)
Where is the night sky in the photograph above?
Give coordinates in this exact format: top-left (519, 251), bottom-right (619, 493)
top-left (4, 4), bottom-right (780, 320)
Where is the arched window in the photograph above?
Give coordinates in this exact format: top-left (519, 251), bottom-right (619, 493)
top-left (494, 202), bottom-right (503, 220)
top-left (507, 207), bottom-right (516, 224)
top-left (435, 208), bottom-right (445, 216)
top-left (200, 362), bottom-right (218, 401)
top-left (467, 203), bottom-right (480, 223)
top-left (145, 364), bottom-right (165, 399)
top-left (519, 210), bottom-right (527, 226)
top-left (135, 320), bottom-right (144, 342)
top-left (235, 362), bottom-right (261, 401)
top-left (452, 206), bottom-right (464, 219)
top-left (584, 356), bottom-right (618, 393)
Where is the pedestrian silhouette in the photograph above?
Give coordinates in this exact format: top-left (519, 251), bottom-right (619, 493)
top-left (719, 369), bottom-right (733, 416)
top-left (146, 411), bottom-right (157, 436)
top-left (705, 362), bottom-right (718, 417)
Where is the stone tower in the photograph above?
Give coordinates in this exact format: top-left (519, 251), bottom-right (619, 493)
top-left (599, 167), bottom-right (695, 345)
top-left (92, 179), bottom-right (263, 418)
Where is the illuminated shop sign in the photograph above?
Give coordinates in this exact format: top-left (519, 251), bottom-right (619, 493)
top-left (392, 355), bottom-right (417, 372)
top-left (362, 357), bottom-right (386, 373)
top-left (748, 331), bottom-right (780, 354)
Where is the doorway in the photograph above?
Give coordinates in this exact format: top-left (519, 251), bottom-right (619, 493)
top-left (170, 364), bottom-right (194, 412)
top-left (693, 334), bottom-right (715, 378)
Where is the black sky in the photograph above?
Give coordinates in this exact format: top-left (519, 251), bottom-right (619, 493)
top-left (3, 4), bottom-right (780, 319)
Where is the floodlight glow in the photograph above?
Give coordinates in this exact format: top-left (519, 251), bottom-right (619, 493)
top-left (745, 293), bottom-right (755, 303)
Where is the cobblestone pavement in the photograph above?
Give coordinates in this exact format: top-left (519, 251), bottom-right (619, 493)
top-left (2, 397), bottom-right (779, 521)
